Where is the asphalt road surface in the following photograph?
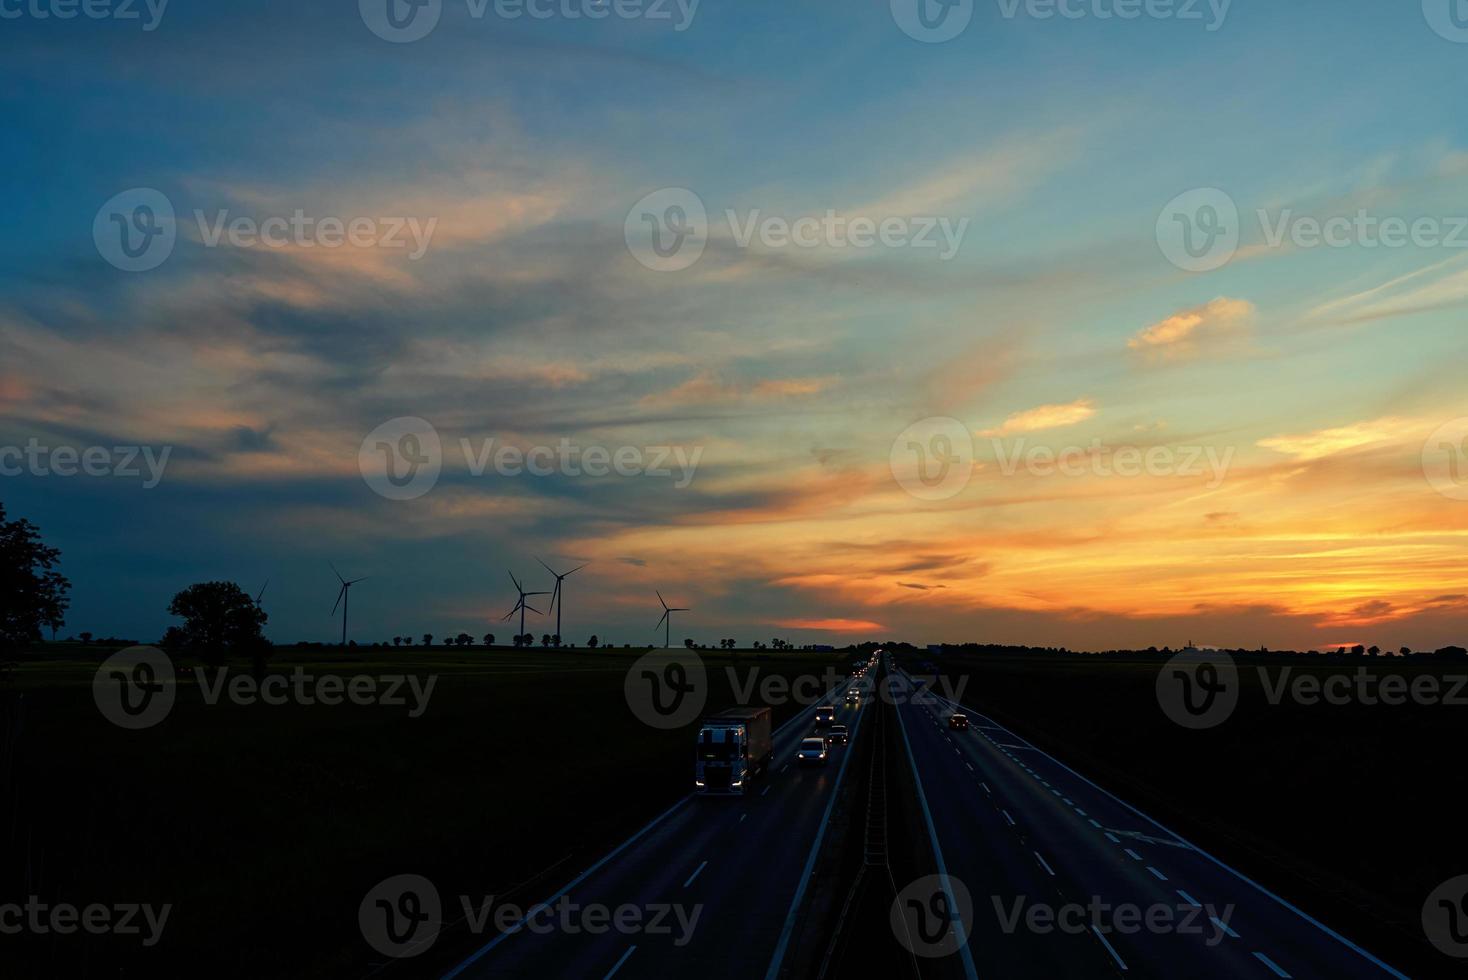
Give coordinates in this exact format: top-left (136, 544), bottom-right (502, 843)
top-left (895, 668), bottom-right (1407, 979)
top-left (444, 678), bottom-right (870, 980)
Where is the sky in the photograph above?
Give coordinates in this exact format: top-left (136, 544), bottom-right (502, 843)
top-left (5, 0), bottom-right (1468, 651)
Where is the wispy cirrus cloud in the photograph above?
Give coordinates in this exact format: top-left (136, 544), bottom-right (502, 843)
top-left (979, 397), bottom-right (1096, 437)
top-left (1128, 297), bottom-right (1254, 361)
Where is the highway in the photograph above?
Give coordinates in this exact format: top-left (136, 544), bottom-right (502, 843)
top-left (443, 678), bottom-right (870, 980)
top-left (894, 667), bottom-right (1408, 979)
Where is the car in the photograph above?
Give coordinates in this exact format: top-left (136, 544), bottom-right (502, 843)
top-left (828, 724), bottom-right (849, 745)
top-left (949, 713), bottom-right (969, 730)
top-left (815, 705), bottom-right (836, 726)
top-left (796, 736), bottom-right (829, 765)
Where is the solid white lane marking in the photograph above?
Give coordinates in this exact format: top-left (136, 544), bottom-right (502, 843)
top-left (1034, 851), bottom-right (1056, 876)
top-left (1253, 952), bottom-right (1292, 977)
top-left (1176, 889), bottom-right (1201, 907)
top-left (1147, 866), bottom-right (1167, 881)
top-left (1091, 926), bottom-right (1128, 971)
top-left (683, 861), bottom-right (707, 888)
top-left (1211, 916), bottom-right (1239, 939)
top-left (603, 945), bottom-right (636, 979)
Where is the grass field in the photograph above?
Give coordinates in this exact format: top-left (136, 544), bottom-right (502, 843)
top-left (1, 643), bottom-right (852, 978)
top-left (897, 649), bottom-right (1468, 977)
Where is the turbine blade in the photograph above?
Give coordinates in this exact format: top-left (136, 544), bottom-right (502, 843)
top-left (526, 591), bottom-right (550, 597)
top-left (566, 563), bottom-right (588, 576)
top-left (536, 557), bottom-right (557, 576)
top-left (509, 570), bottom-right (522, 591)
top-left (331, 584), bottom-right (346, 616)
top-left (672, 607), bottom-right (690, 612)
top-left (657, 590), bottom-right (669, 610)
top-left (349, 577), bottom-right (369, 585)
top-left (255, 579), bottom-right (269, 603)
top-left (656, 610), bottom-right (669, 628)
top-left (524, 603), bottom-right (544, 616)
top-left (330, 561), bottom-right (346, 584)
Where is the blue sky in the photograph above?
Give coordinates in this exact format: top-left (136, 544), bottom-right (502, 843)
top-left (6, 0), bottom-right (1468, 650)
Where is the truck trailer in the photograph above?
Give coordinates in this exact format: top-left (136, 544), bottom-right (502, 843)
top-left (694, 707), bottom-right (773, 795)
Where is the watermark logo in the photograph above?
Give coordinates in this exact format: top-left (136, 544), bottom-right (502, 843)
top-left (1156, 649), bottom-right (1238, 729)
top-left (360, 0), bottom-right (442, 42)
top-left (360, 874), bottom-right (442, 958)
top-left (1156, 188), bottom-right (1239, 273)
top-left (1423, 875), bottom-right (1468, 957)
top-left (1423, 418), bottom-right (1468, 502)
top-left (625, 650), bottom-right (707, 728)
top-left (992, 895), bottom-right (1235, 945)
top-left (892, 874), bottom-right (974, 957)
top-left (94, 188), bottom-right (176, 272)
top-left (1423, 0), bottom-right (1468, 43)
top-left (625, 188), bottom-right (708, 272)
top-left (891, 417), bottom-right (974, 501)
top-left (93, 646), bottom-right (176, 730)
top-left (891, 0), bottom-right (973, 42)
top-left (359, 417), bottom-right (443, 501)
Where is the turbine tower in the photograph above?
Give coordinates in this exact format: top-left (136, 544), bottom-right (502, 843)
top-left (503, 571), bottom-right (550, 643)
top-left (537, 558), bottom-right (588, 643)
top-left (330, 563), bottom-right (368, 646)
top-left (655, 590), bottom-right (690, 649)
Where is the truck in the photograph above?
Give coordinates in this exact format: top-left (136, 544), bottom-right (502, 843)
top-left (694, 707), bottom-right (773, 795)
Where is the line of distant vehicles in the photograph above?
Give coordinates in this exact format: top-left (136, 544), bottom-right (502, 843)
top-left (694, 653), bottom-right (880, 793)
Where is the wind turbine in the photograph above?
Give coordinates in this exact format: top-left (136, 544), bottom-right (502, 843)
top-left (655, 590), bottom-right (690, 649)
top-left (537, 558), bottom-right (587, 643)
top-left (503, 571), bottom-right (550, 644)
top-left (255, 580), bottom-right (269, 607)
top-left (330, 563), bottom-right (368, 646)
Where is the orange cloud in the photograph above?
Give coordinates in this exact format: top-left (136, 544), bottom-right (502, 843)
top-left (980, 398), bottom-right (1095, 436)
top-left (774, 618), bottom-right (888, 632)
top-left (1128, 297), bottom-right (1254, 360)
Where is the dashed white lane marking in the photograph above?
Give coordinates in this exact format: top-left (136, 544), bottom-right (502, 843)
top-left (1089, 819), bottom-right (1102, 829)
top-left (965, 762), bottom-right (975, 772)
top-left (1177, 889), bottom-right (1201, 907)
top-left (980, 783), bottom-right (991, 795)
top-left (1002, 810), bottom-right (1015, 826)
top-left (739, 814), bottom-right (747, 823)
top-left (603, 945), bottom-right (636, 979)
top-left (683, 861), bottom-right (708, 888)
top-left (1123, 848), bottom-right (1142, 861)
top-left (1034, 851), bottom-right (1056, 877)
top-left (1105, 832), bottom-right (1121, 843)
top-left (1253, 952), bottom-right (1292, 977)
top-left (1075, 808), bottom-right (1087, 817)
top-left (761, 786), bottom-right (771, 797)
top-left (781, 764), bottom-right (789, 773)
top-left (1091, 926), bottom-right (1128, 971)
top-left (1147, 866), bottom-right (1167, 881)
top-left (1211, 916), bottom-right (1239, 939)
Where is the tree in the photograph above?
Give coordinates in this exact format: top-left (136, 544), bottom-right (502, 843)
top-left (552, 633), bottom-right (561, 648)
top-left (483, 633), bottom-right (495, 647)
top-left (541, 633), bottom-right (551, 648)
top-left (393, 636), bottom-right (402, 647)
top-left (79, 631), bottom-right (93, 644)
top-left (456, 632), bottom-right (472, 647)
top-left (166, 581), bottom-right (269, 663)
top-left (588, 635), bottom-right (599, 649)
top-left (0, 503), bottom-right (71, 654)
top-left (1368, 645), bottom-right (1380, 657)
top-left (423, 633), bottom-right (433, 648)
top-left (684, 638), bottom-right (694, 649)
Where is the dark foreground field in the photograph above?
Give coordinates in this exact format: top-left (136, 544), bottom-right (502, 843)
top-left (901, 649), bottom-right (1468, 977)
top-left (0, 644), bottom-right (848, 978)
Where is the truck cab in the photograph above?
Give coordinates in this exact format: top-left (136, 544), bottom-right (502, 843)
top-left (815, 705), bottom-right (836, 727)
top-left (695, 707), bottom-right (773, 795)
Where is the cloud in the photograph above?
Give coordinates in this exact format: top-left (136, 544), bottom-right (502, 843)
top-left (774, 618), bottom-right (887, 632)
top-left (1256, 417), bottom-right (1410, 461)
top-left (639, 372), bottom-right (835, 408)
top-left (1128, 297), bottom-right (1255, 361)
top-left (980, 398), bottom-right (1096, 437)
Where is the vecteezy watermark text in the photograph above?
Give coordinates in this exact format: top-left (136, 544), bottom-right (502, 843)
top-left (359, 873), bottom-right (702, 958)
top-left (93, 647), bottom-right (437, 729)
top-left (993, 895), bottom-right (1236, 946)
top-left (0, 897), bottom-right (171, 947)
top-left (0, 440), bottom-right (171, 488)
top-left (624, 188), bottom-right (969, 272)
top-left (0, 0), bottom-right (168, 30)
top-left (359, 417), bottom-right (704, 501)
top-left (358, 0), bottom-right (700, 44)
